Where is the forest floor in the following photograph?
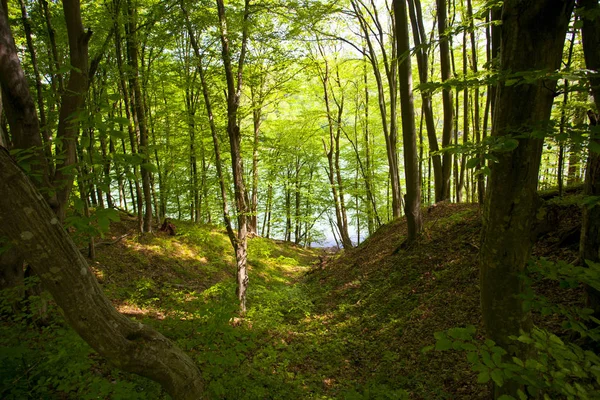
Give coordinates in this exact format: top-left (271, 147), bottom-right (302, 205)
top-left (0, 197), bottom-right (585, 399)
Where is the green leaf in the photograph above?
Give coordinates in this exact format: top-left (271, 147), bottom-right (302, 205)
top-left (477, 370), bottom-right (490, 383)
top-left (435, 337), bottom-right (452, 351)
top-left (512, 357), bottom-right (524, 367)
top-left (482, 350), bottom-right (495, 368)
top-left (466, 157), bottom-right (480, 169)
top-left (467, 352), bottom-right (479, 364)
top-left (140, 163), bottom-right (158, 173)
top-left (501, 138), bottom-right (519, 152)
top-left (491, 369), bottom-right (504, 387)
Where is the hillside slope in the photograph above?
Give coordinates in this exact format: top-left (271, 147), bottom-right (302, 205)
top-left (299, 200), bottom-right (583, 399)
top-left (0, 200), bottom-right (584, 399)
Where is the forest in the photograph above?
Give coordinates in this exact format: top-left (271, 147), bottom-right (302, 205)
top-left (1, 0), bottom-right (600, 398)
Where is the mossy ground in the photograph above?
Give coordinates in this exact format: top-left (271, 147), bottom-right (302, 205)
top-left (0, 201), bottom-right (585, 399)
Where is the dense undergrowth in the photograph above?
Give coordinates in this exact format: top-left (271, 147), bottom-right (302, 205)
top-left (0, 198), bottom-right (592, 399)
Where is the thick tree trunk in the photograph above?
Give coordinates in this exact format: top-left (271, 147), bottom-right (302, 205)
top-left (0, 3), bottom-right (52, 191)
top-left (0, 148), bottom-right (205, 399)
top-left (394, 0), bottom-right (422, 241)
top-left (579, 0), bottom-right (600, 313)
top-left (479, 1), bottom-right (573, 398)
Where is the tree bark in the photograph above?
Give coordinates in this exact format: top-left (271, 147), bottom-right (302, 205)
top-left (408, 0), bottom-right (443, 202)
top-left (53, 0), bottom-right (91, 221)
top-left (394, 0), bottom-right (422, 241)
top-left (216, 0), bottom-right (251, 312)
top-left (0, 3), bottom-right (52, 191)
top-left (0, 148), bottom-right (205, 399)
top-left (125, 0), bottom-right (153, 233)
top-left (578, 0), bottom-right (600, 313)
top-left (436, 0), bottom-right (454, 202)
top-left (479, 1), bottom-right (573, 397)
top-left (351, 0), bottom-right (403, 218)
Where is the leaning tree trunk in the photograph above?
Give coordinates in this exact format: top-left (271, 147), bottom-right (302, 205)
top-left (479, 1), bottom-right (574, 398)
top-left (0, 148), bottom-right (205, 399)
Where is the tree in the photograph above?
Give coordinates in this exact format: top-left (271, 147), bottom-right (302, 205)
top-left (0, 149), bottom-right (205, 400)
top-left (349, 0), bottom-right (403, 218)
top-left (478, 1), bottom-right (574, 398)
top-left (216, 0), bottom-right (252, 312)
top-left (435, 0), bottom-right (454, 202)
top-left (578, 0), bottom-right (600, 314)
top-left (124, 0), bottom-right (153, 233)
top-left (393, 0), bottom-right (422, 241)
top-left (0, 2), bottom-right (205, 396)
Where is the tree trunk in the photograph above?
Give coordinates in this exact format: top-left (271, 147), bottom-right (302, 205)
top-left (351, 0), bottom-right (403, 218)
top-left (408, 0), bottom-right (443, 202)
top-left (578, 0), bottom-right (600, 313)
top-left (436, 0), bottom-right (454, 202)
top-left (479, 1), bottom-right (573, 398)
top-left (394, 0), bottom-right (423, 242)
top-left (125, 0), bottom-right (153, 233)
top-left (0, 148), bottom-right (205, 399)
top-left (216, 0), bottom-right (251, 312)
top-left (53, 0), bottom-right (91, 221)
top-left (113, 1), bottom-right (143, 231)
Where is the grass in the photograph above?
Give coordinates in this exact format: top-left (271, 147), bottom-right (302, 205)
top-left (0, 200), bottom-right (589, 399)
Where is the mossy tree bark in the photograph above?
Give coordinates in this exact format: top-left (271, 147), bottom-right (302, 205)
top-left (479, 0), bottom-right (574, 397)
top-left (0, 148), bottom-right (205, 399)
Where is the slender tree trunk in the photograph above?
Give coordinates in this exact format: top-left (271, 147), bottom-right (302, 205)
top-left (466, 0), bottom-right (484, 204)
top-left (216, 0), bottom-right (251, 312)
top-left (125, 0), bottom-right (152, 232)
top-left (394, 0), bottom-right (422, 241)
top-left (249, 89), bottom-right (261, 235)
top-left (113, 1), bottom-right (142, 230)
top-left (351, 0), bottom-right (402, 217)
top-left (436, 0), bottom-right (454, 201)
top-left (558, 26), bottom-right (576, 197)
top-left (317, 51), bottom-right (353, 249)
top-left (457, 12), bottom-right (469, 203)
top-left (408, 0), bottom-right (443, 202)
top-left (53, 0), bottom-right (91, 220)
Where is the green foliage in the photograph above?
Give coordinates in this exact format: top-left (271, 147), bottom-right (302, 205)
top-left (429, 257), bottom-right (600, 399)
top-left (64, 203), bottom-right (120, 241)
top-left (0, 277), bottom-right (162, 400)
